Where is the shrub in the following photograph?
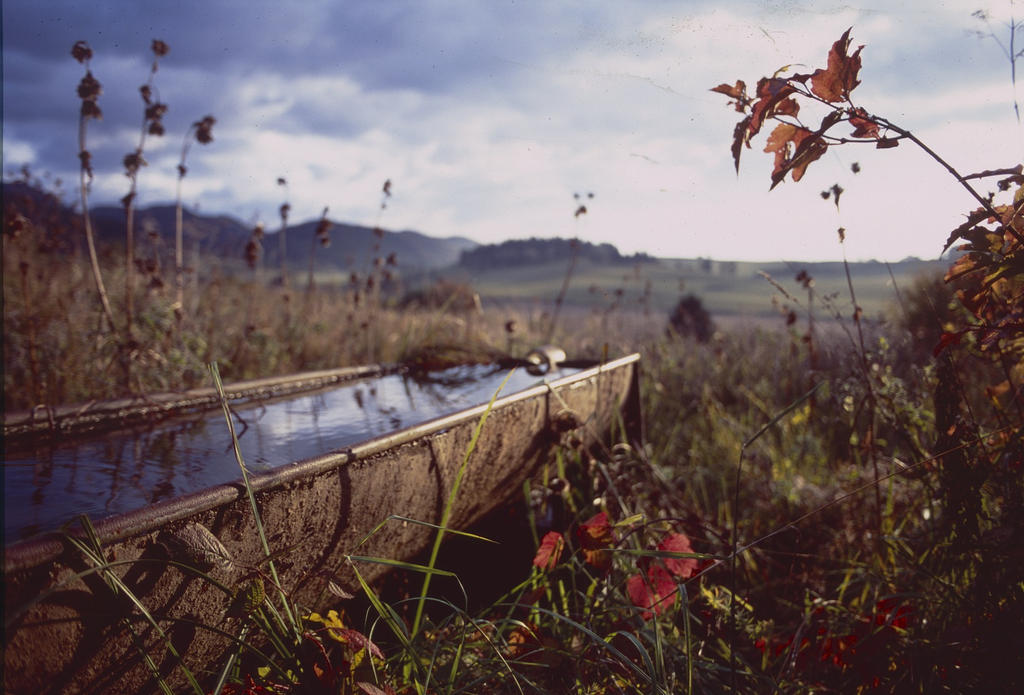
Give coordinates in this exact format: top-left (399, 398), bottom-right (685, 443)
top-left (667, 294), bottom-right (714, 342)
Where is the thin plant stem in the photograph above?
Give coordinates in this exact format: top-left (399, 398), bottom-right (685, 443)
top-left (410, 368), bottom-right (516, 637)
top-left (172, 115), bottom-right (213, 324)
top-left (868, 114), bottom-right (1024, 244)
top-left (66, 516), bottom-right (205, 694)
top-left (175, 137), bottom-right (190, 317)
top-left (72, 44), bottom-right (118, 335)
top-left (79, 167), bottom-right (118, 333)
top-left (209, 362), bottom-right (300, 637)
top-left (839, 242), bottom-right (883, 535)
top-left (545, 240), bottom-right (579, 344)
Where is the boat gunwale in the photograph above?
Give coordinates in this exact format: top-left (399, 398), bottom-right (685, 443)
top-left (2, 364), bottom-right (389, 442)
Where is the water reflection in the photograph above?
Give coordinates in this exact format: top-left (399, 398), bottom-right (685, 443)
top-left (4, 364), bottom-right (571, 544)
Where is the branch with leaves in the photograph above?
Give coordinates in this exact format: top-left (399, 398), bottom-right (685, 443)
top-left (711, 28), bottom-right (1024, 364)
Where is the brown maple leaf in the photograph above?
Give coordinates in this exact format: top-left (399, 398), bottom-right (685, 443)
top-left (750, 77), bottom-right (798, 139)
top-left (727, 116), bottom-right (751, 173)
top-left (848, 107), bottom-right (880, 138)
top-left (764, 123), bottom-right (808, 176)
top-left (764, 121), bottom-right (831, 188)
top-left (810, 28), bottom-right (863, 103)
top-left (710, 80), bottom-right (749, 112)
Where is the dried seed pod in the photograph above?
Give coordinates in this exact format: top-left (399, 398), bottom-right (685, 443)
top-left (71, 41), bottom-right (93, 64)
top-left (193, 115), bottom-right (216, 144)
top-left (163, 521), bottom-right (233, 572)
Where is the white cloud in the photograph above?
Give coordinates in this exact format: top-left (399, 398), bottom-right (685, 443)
top-left (2, 139), bottom-right (38, 169)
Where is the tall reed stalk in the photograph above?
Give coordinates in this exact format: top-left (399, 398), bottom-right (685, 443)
top-left (174, 115), bottom-right (215, 318)
top-left (71, 41), bottom-right (118, 335)
top-left (122, 39), bottom-right (170, 336)
top-left (276, 177), bottom-right (290, 289)
top-left (545, 192), bottom-right (592, 343)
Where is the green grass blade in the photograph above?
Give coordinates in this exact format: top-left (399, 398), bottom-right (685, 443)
top-left (209, 362), bottom-right (300, 637)
top-left (347, 554), bottom-right (460, 577)
top-left (64, 519), bottom-right (205, 694)
top-left (411, 368), bottom-right (517, 636)
top-left (356, 515), bottom-right (499, 548)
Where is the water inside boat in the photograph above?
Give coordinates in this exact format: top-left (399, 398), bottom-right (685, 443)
top-left (4, 363), bottom-right (581, 544)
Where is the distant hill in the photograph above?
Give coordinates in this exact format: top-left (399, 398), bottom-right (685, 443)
top-left (269, 218), bottom-right (478, 271)
top-left (457, 236), bottom-right (655, 270)
top-left (89, 205), bottom-right (478, 272)
top-left (2, 180), bottom-right (478, 272)
top-left (2, 179), bottom-right (950, 319)
top-left (88, 203), bottom-right (253, 265)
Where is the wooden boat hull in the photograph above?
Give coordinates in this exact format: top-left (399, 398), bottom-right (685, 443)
top-left (3, 354), bottom-right (641, 694)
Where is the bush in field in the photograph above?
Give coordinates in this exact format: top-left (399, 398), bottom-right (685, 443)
top-left (399, 277), bottom-right (481, 313)
top-left (667, 293), bottom-right (714, 343)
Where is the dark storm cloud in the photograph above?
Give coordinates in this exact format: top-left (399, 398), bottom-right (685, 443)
top-left (2, 1), bottom-right (588, 160)
top-left (3, 0), bottom-right (1002, 261)
top-left (1, 0), bottom-right (647, 184)
top-left (2, 0), bottom-right (598, 94)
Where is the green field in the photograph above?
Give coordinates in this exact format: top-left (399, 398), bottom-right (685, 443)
top-left (442, 256), bottom-right (947, 320)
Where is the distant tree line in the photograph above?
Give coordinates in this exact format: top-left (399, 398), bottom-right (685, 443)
top-left (457, 237), bottom-right (655, 270)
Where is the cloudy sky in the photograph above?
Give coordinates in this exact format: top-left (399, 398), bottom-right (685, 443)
top-left (2, 1), bottom-right (1020, 261)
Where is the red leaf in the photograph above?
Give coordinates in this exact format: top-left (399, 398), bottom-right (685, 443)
top-left (945, 250), bottom-right (985, 283)
top-left (750, 77), bottom-right (798, 139)
top-left (533, 531), bottom-right (565, 570)
top-left (774, 96), bottom-right (800, 118)
top-left (330, 628), bottom-right (384, 659)
top-left (627, 565), bottom-right (678, 619)
top-left (577, 512), bottom-right (615, 571)
top-left (764, 123), bottom-right (809, 177)
top-left (658, 532), bottom-right (698, 579)
top-left (764, 111), bottom-right (842, 189)
top-left (809, 28), bottom-right (863, 103)
top-left (578, 512), bottom-right (611, 545)
top-left (764, 123), bottom-right (828, 188)
top-left (933, 330), bottom-right (967, 357)
top-left (729, 116), bottom-right (752, 173)
top-left (848, 107), bottom-right (880, 138)
top-left (710, 80), bottom-right (748, 112)
top-left (719, 77), bottom-right (801, 174)
top-left (788, 138), bottom-right (829, 183)
top-left (874, 598), bottom-right (914, 629)
top-left (943, 207), bottom-right (992, 253)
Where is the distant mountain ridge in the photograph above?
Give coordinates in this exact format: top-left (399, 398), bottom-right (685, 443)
top-left (2, 181), bottom-right (478, 271)
top-left (91, 204), bottom-right (479, 272)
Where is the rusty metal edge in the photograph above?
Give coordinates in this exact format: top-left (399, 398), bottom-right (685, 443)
top-left (2, 364), bottom-right (388, 440)
top-left (3, 354), bottom-right (640, 574)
